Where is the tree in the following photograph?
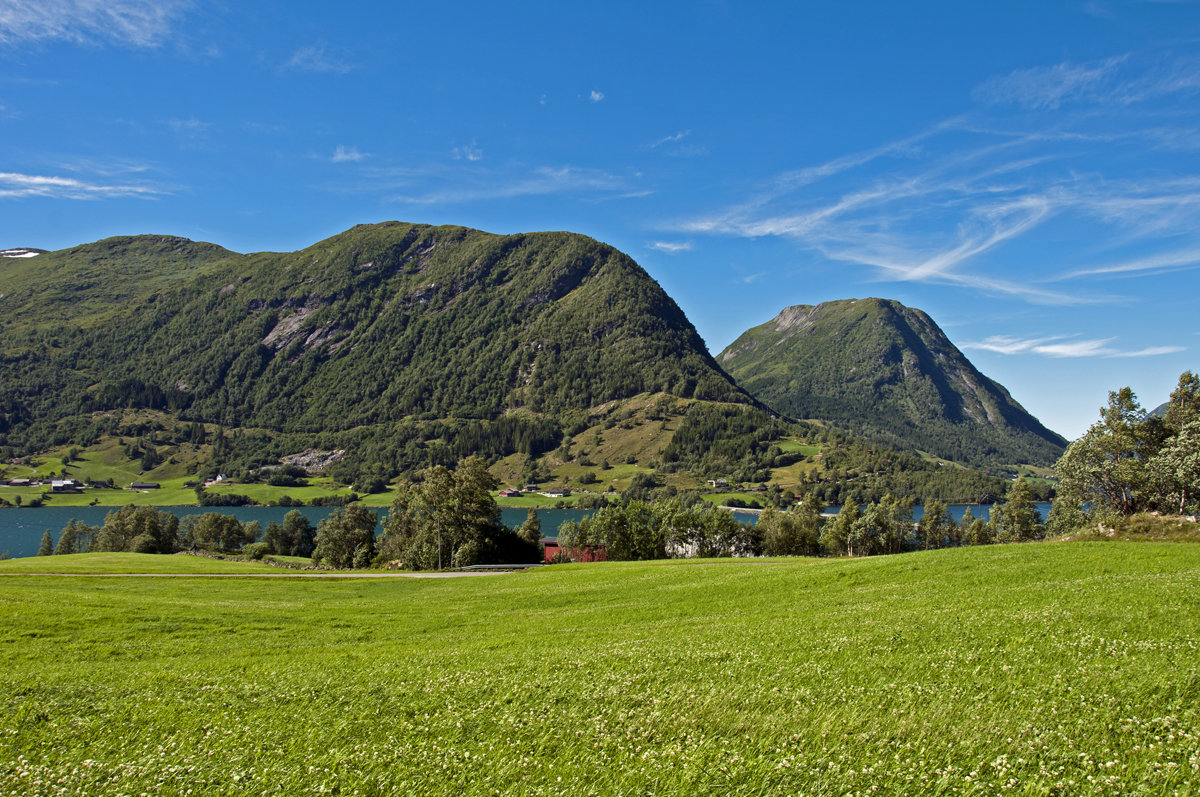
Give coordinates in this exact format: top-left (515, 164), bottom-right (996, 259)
top-left (961, 509), bottom-right (992, 545)
top-left (587, 501), bottom-right (664, 561)
top-left (1164, 371), bottom-right (1200, 433)
top-left (1055, 389), bottom-right (1150, 520)
top-left (93, 505), bottom-right (180, 553)
top-left (283, 510), bottom-right (316, 557)
top-left (312, 505), bottom-right (377, 569)
top-left (262, 521), bottom-right (286, 555)
top-left (54, 519), bottom-right (95, 555)
top-left (518, 509), bottom-right (542, 547)
top-left (1148, 418), bottom-right (1200, 514)
top-left (820, 502), bottom-right (859, 556)
top-left (181, 512), bottom-right (254, 552)
top-left (758, 496), bottom-right (821, 557)
top-left (54, 527), bottom-right (75, 555)
top-left (659, 500), bottom-right (756, 558)
top-left (992, 478), bottom-right (1044, 543)
top-left (878, 494), bottom-right (915, 555)
top-left (918, 499), bottom-right (952, 550)
top-left (38, 529), bottom-right (53, 557)
top-left (379, 456), bottom-right (512, 570)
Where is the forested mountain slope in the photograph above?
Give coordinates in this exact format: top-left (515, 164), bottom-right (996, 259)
top-left (718, 298), bottom-right (1066, 468)
top-left (0, 222), bottom-right (749, 458)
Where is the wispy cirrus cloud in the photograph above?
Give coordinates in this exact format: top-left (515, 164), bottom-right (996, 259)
top-left (0, 170), bottom-right (164, 199)
top-left (1053, 246), bottom-right (1200, 281)
top-left (383, 164), bottom-right (633, 205)
top-left (166, 116), bottom-right (210, 137)
top-left (282, 43), bottom-right (355, 75)
top-left (669, 52), bottom-right (1200, 305)
top-left (56, 157), bottom-right (151, 177)
top-left (649, 129), bottom-right (709, 158)
top-left (972, 57), bottom-right (1127, 109)
top-left (589, 90), bottom-right (605, 102)
top-left (647, 240), bottom-right (693, 253)
top-left (962, 334), bottom-right (1184, 358)
top-left (0, 0), bottom-right (190, 47)
top-left (973, 53), bottom-right (1200, 109)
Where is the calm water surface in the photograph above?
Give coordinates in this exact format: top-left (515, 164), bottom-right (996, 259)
top-left (0, 506), bottom-right (595, 559)
top-left (0, 503), bottom-right (1048, 559)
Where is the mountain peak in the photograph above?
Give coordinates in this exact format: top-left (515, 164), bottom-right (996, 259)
top-left (719, 297), bottom-right (1066, 467)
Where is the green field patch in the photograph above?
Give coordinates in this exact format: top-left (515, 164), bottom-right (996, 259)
top-left (205, 481), bottom-right (358, 506)
top-left (775, 440), bottom-right (821, 456)
top-left (495, 492), bottom-right (582, 508)
top-left (0, 552), bottom-right (287, 574)
top-left (699, 491), bottom-right (766, 508)
top-left (1, 544), bottom-right (1198, 794)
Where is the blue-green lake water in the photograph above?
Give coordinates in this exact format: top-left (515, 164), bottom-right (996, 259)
top-left (0, 503), bottom-right (1048, 559)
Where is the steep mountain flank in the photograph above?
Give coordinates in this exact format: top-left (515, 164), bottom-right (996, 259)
top-left (718, 298), bottom-right (1066, 467)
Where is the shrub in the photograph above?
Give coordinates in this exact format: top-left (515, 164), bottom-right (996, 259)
top-left (242, 542), bottom-right (270, 560)
top-left (131, 533), bottom-right (158, 553)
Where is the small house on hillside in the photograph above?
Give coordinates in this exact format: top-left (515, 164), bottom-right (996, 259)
top-left (130, 481), bottom-right (161, 490)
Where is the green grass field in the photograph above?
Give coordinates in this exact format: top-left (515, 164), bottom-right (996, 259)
top-left (699, 491), bottom-right (767, 508)
top-left (1, 543), bottom-right (1198, 795)
top-left (0, 552), bottom-right (290, 574)
top-left (495, 492), bottom-right (583, 508)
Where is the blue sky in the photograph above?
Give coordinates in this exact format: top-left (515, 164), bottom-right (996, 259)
top-left (2, 0), bottom-right (1198, 439)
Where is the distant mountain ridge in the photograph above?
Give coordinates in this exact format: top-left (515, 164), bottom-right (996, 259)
top-left (718, 298), bottom-right (1067, 467)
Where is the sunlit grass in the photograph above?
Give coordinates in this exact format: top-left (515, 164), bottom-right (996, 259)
top-left (1, 543), bottom-right (1198, 795)
top-left (0, 552), bottom-right (287, 574)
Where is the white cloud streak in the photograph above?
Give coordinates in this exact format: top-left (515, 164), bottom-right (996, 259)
top-left (974, 53), bottom-right (1200, 109)
top-left (962, 334), bottom-right (1184, 358)
top-left (0, 171), bottom-right (163, 199)
top-left (647, 241), bottom-right (693, 253)
top-left (1054, 246), bottom-right (1200, 280)
top-left (669, 53), bottom-right (1200, 305)
top-left (386, 165), bottom-right (631, 205)
top-left (282, 43), bottom-right (354, 74)
top-left (652, 130), bottom-right (691, 148)
top-left (589, 90), bottom-right (605, 102)
top-left (0, 0), bottom-right (189, 46)
top-left (332, 146), bottom-right (369, 163)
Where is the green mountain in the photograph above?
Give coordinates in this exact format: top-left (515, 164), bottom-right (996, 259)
top-left (718, 298), bottom-right (1066, 468)
top-left (0, 222), bottom-right (752, 477)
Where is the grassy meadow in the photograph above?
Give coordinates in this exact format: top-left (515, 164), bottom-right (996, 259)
top-left (1, 543), bottom-right (1198, 795)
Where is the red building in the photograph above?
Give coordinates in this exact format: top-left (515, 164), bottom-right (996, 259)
top-left (542, 540), bottom-right (607, 563)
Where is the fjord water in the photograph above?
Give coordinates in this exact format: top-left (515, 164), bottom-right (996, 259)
top-left (0, 504), bottom-right (1048, 559)
top-left (0, 506), bottom-right (597, 559)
